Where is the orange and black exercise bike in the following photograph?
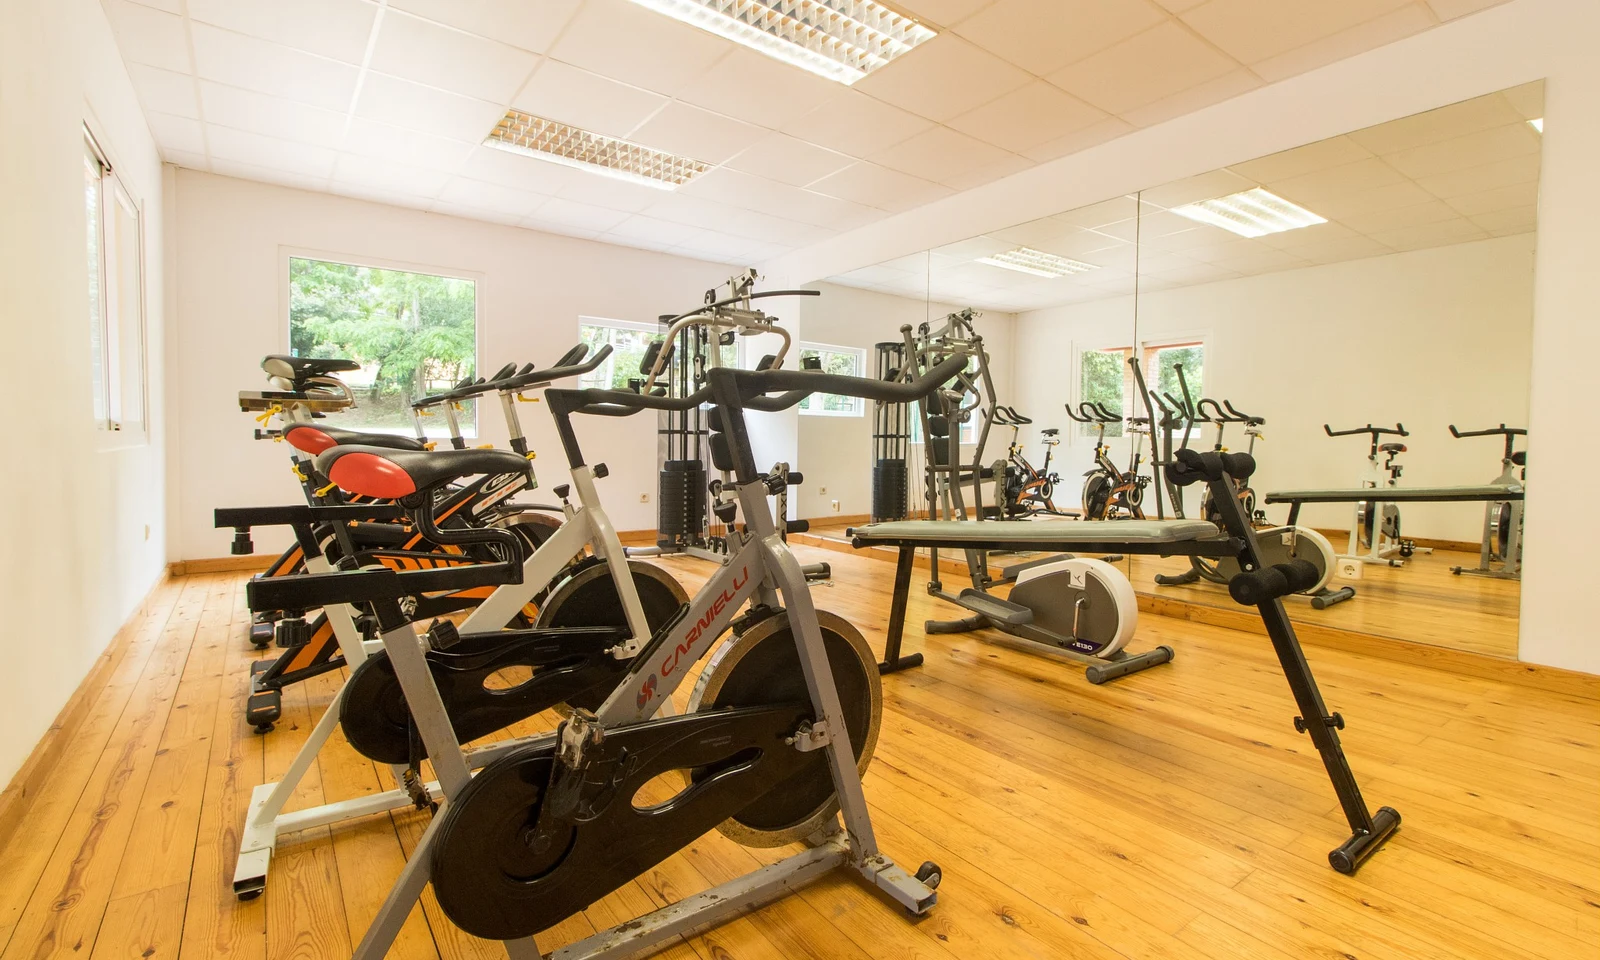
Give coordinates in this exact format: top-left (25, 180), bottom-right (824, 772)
top-left (1065, 401), bottom-right (1151, 520)
top-left (992, 405), bottom-right (1062, 517)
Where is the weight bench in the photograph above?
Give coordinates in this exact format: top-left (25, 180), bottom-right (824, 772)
top-left (852, 448), bottom-right (1402, 875)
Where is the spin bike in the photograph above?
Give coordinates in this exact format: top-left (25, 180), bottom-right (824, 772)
top-left (1324, 423), bottom-right (1429, 566)
top-left (993, 405), bottom-right (1062, 517)
top-left (241, 355), bottom-right (964, 957)
top-left (1064, 401), bottom-right (1150, 519)
top-left (1140, 361), bottom-right (1353, 609)
top-left (1448, 423), bottom-right (1526, 579)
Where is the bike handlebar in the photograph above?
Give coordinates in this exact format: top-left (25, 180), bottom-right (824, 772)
top-left (1324, 422), bottom-right (1408, 438)
top-left (1449, 423), bottom-right (1526, 438)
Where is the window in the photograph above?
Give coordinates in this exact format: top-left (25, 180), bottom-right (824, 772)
top-left (85, 132), bottom-right (147, 439)
top-left (1142, 341), bottom-right (1204, 409)
top-left (578, 317), bottom-right (741, 391)
top-left (909, 404), bottom-right (978, 446)
top-left (1078, 346), bottom-right (1131, 439)
top-left (797, 342), bottom-right (866, 416)
top-left (288, 257), bottom-right (477, 435)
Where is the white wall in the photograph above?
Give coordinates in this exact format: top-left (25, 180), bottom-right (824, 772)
top-left (0, 0), bottom-right (169, 786)
top-left (1014, 235), bottom-right (1535, 541)
top-left (169, 170), bottom-right (778, 559)
top-left (793, 283), bottom-right (1015, 520)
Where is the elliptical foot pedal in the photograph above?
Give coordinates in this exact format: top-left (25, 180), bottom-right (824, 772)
top-left (953, 588), bottom-right (1034, 626)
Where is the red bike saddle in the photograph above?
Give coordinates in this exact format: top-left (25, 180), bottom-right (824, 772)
top-left (315, 446), bottom-right (530, 498)
top-left (283, 423), bottom-right (429, 455)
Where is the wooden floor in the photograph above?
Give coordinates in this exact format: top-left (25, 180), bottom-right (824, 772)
top-left (805, 520), bottom-right (1522, 659)
top-left (1, 546), bottom-right (1595, 960)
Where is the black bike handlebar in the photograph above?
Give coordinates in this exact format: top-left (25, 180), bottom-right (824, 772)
top-left (1324, 422), bottom-right (1408, 438)
top-left (1449, 423), bottom-right (1526, 438)
top-left (716, 351), bottom-right (971, 406)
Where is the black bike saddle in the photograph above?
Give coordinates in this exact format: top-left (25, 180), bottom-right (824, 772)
top-left (316, 446), bottom-right (530, 498)
top-left (283, 423), bottom-right (429, 455)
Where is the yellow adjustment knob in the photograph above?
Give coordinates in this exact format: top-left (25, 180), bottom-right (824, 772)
top-left (423, 441), bottom-right (437, 451)
top-left (517, 393), bottom-right (540, 403)
top-left (291, 463), bottom-right (306, 481)
top-left (418, 408), bottom-right (434, 417)
top-left (478, 443), bottom-right (494, 449)
top-left (525, 451), bottom-right (537, 460)
top-left (316, 482), bottom-right (338, 497)
top-left (254, 404), bottom-right (282, 423)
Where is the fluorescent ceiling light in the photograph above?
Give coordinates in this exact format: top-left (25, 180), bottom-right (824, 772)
top-left (1170, 187), bottom-right (1326, 239)
top-left (483, 110), bottom-right (710, 190)
top-left (624, 0), bottom-right (935, 85)
top-left (1528, 117), bottom-right (1543, 132)
top-left (976, 247), bottom-right (1098, 279)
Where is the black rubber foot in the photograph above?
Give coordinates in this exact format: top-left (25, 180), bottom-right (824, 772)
top-left (235, 881), bottom-right (265, 901)
top-left (1085, 645), bottom-right (1175, 685)
top-left (878, 653), bottom-right (924, 675)
top-left (249, 622), bottom-right (274, 648)
top-left (1310, 586), bottom-right (1357, 610)
top-left (1329, 805), bottom-right (1401, 874)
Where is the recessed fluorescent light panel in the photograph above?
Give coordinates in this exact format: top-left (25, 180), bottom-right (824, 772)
top-left (1528, 117), bottom-right (1543, 132)
top-left (484, 110), bottom-right (710, 190)
top-left (976, 247), bottom-right (1098, 279)
top-left (1170, 187), bottom-right (1327, 239)
top-left (624, 0), bottom-right (936, 85)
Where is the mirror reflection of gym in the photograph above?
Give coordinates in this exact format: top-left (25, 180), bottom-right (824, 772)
top-left (832, 83), bottom-right (1538, 662)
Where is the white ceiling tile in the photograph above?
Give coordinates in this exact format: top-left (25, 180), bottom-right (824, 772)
top-left (602, 215), bottom-right (706, 248)
top-left (144, 112), bottom-right (206, 155)
top-left (1179, 0), bottom-right (1415, 64)
top-left (191, 23), bottom-right (359, 112)
top-left (852, 35), bottom-right (1031, 123)
top-left (645, 194), bottom-right (829, 246)
top-left (1251, 218), bottom-right (1359, 248)
top-left (674, 47), bottom-right (844, 130)
top-left (511, 60), bottom-right (667, 140)
top-left (890, 0), bottom-right (1000, 27)
top-left (931, 236), bottom-right (1013, 260)
top-left (1292, 235), bottom-right (1394, 263)
top-left (991, 219), bottom-right (1126, 256)
top-left (524, 197), bottom-right (633, 234)
top-left (1209, 246), bottom-right (1311, 273)
top-left (128, 64), bottom-right (199, 120)
top-left (1468, 204), bottom-right (1536, 235)
top-left (1021, 116), bottom-right (1135, 163)
top-left (1427, 0), bottom-right (1508, 20)
top-left (1346, 93), bottom-right (1526, 156)
top-left (1137, 168), bottom-right (1257, 208)
top-left (1268, 157), bottom-right (1408, 209)
top-left (207, 158), bottom-right (327, 191)
top-left (1414, 153), bottom-right (1541, 198)
top-left (938, 152), bottom-right (1035, 192)
top-left (341, 118), bottom-right (476, 172)
top-left (105, 0), bottom-right (191, 72)
top-left (332, 153), bottom-right (455, 197)
top-left (126, 0), bottom-right (182, 13)
top-left (1368, 218), bottom-right (1487, 250)
top-left (1250, 4), bottom-right (1435, 84)
top-left (1226, 135), bottom-right (1373, 183)
top-left (1337, 199), bottom-right (1460, 233)
top-left (206, 126), bottom-right (337, 178)
top-left (678, 167), bottom-right (871, 229)
top-left (1152, 0), bottom-right (1207, 11)
top-left (945, 81), bottom-right (1107, 154)
top-left (806, 162), bottom-right (952, 213)
top-left (780, 91), bottom-right (934, 158)
top-left (954, 0), bottom-right (1167, 77)
top-left (553, 174), bottom-right (670, 214)
top-left (519, 216), bottom-right (603, 241)
top-left (389, 0), bottom-right (582, 54)
top-left (369, 11), bottom-right (540, 103)
top-left (627, 102), bottom-right (765, 165)
top-left (437, 176), bottom-right (550, 217)
top-left (868, 126), bottom-right (1015, 185)
top-left (328, 180), bottom-right (436, 212)
top-left (1307, 179), bottom-right (1435, 219)
top-left (1442, 180), bottom-right (1540, 217)
top-left (1499, 81), bottom-right (1544, 121)
top-left (1139, 222), bottom-right (1247, 252)
top-left (187, 0), bottom-right (376, 64)
top-left (1118, 67), bottom-right (1262, 127)
top-left (354, 72), bottom-right (506, 142)
top-left (428, 198), bottom-right (525, 226)
top-left (1048, 22), bottom-right (1238, 116)
top-left (1052, 197), bottom-right (1145, 228)
top-left (456, 145), bottom-right (587, 193)
top-left (1382, 122), bottom-right (1540, 179)
top-left (199, 82), bottom-right (347, 149)
top-left (725, 134), bottom-right (854, 188)
top-left (549, 0), bottom-right (731, 98)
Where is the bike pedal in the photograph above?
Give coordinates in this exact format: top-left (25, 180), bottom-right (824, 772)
top-left (248, 621), bottom-right (275, 648)
top-left (246, 688), bottom-right (282, 734)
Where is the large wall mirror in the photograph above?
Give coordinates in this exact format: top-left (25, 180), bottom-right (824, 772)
top-left (803, 81), bottom-right (1540, 663)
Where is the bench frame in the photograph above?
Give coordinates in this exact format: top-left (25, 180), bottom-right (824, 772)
top-left (854, 465), bottom-right (1401, 875)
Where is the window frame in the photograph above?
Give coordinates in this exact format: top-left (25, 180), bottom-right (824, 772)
top-left (85, 125), bottom-right (150, 447)
top-left (577, 315), bottom-right (746, 392)
top-left (281, 247), bottom-right (483, 438)
top-left (1074, 343), bottom-right (1133, 440)
top-left (1137, 335), bottom-right (1209, 419)
top-left (796, 341), bottom-right (867, 418)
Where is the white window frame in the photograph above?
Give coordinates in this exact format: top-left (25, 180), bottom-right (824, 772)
top-left (796, 341), bottom-right (867, 418)
top-left (282, 248), bottom-right (482, 438)
top-left (578, 315), bottom-right (746, 391)
top-left (85, 125), bottom-right (149, 447)
top-left (1137, 334), bottom-right (1210, 418)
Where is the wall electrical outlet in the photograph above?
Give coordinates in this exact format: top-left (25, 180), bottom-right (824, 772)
top-left (639, 493), bottom-right (649, 503)
top-left (1336, 558), bottom-right (1363, 580)
top-left (817, 485), bottom-right (827, 495)
top-left (831, 500), bottom-right (840, 513)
